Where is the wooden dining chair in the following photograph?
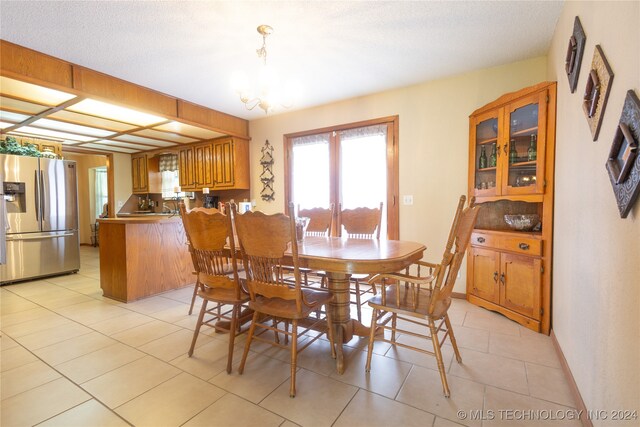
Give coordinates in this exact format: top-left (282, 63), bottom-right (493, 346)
top-left (365, 196), bottom-right (480, 397)
top-left (179, 203), bottom-right (249, 374)
top-left (334, 202), bottom-right (383, 322)
top-left (233, 202), bottom-right (336, 397)
top-left (181, 205), bottom-right (222, 315)
top-left (299, 204), bottom-right (334, 237)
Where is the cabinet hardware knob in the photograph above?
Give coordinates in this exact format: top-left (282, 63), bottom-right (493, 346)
top-left (503, 144), bottom-right (508, 155)
top-left (477, 237), bottom-right (486, 243)
top-left (493, 271), bottom-right (498, 282)
top-left (519, 243), bottom-right (530, 250)
top-left (500, 273), bottom-right (506, 284)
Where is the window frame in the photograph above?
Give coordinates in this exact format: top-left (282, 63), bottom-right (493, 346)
top-left (284, 115), bottom-right (399, 239)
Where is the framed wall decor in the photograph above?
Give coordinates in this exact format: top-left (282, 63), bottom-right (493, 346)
top-left (565, 16), bottom-right (586, 93)
top-left (606, 90), bottom-right (640, 218)
top-left (583, 45), bottom-right (614, 141)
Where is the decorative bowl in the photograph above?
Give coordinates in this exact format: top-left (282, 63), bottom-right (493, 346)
top-left (504, 214), bottom-right (540, 231)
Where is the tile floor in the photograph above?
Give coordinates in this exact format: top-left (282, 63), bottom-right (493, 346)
top-left (0, 247), bottom-right (579, 427)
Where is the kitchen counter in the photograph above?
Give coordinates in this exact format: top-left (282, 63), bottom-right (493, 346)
top-left (97, 215), bottom-right (193, 302)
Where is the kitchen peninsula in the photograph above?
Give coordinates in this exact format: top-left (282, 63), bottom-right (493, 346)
top-left (98, 215), bottom-right (193, 302)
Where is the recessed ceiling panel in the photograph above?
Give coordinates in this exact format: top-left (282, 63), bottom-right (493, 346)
top-left (0, 96), bottom-right (49, 115)
top-left (155, 121), bottom-right (224, 140)
top-left (0, 76), bottom-right (76, 106)
top-left (12, 126), bottom-right (95, 142)
top-left (0, 110), bottom-right (31, 124)
top-left (68, 99), bottom-right (166, 126)
top-left (82, 143), bottom-right (139, 153)
top-left (0, 121), bottom-right (14, 129)
top-left (94, 139), bottom-right (158, 150)
top-left (134, 128), bottom-right (198, 144)
top-left (31, 118), bottom-right (115, 138)
top-left (48, 110), bottom-right (136, 132)
top-left (114, 134), bottom-right (176, 147)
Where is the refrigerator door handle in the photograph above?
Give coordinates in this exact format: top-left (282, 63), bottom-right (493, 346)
top-left (34, 170), bottom-right (40, 221)
top-left (40, 170), bottom-right (46, 224)
top-left (6, 233), bottom-right (75, 241)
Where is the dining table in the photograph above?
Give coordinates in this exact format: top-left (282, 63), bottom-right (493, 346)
top-left (293, 236), bottom-right (426, 374)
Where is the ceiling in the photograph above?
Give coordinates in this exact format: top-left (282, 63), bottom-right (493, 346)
top-left (0, 1), bottom-right (563, 121)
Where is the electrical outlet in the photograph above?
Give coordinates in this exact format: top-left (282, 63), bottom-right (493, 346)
top-left (403, 195), bottom-right (414, 205)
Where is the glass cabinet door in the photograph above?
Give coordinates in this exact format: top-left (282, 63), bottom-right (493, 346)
top-left (502, 92), bottom-right (547, 195)
top-left (472, 111), bottom-right (502, 196)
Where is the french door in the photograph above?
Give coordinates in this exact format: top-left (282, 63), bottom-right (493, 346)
top-left (284, 116), bottom-right (399, 239)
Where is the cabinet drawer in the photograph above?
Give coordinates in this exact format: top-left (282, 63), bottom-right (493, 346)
top-left (471, 232), bottom-right (542, 256)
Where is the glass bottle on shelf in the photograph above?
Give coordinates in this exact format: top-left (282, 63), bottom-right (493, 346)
top-left (509, 139), bottom-right (518, 164)
top-left (479, 146), bottom-right (487, 169)
top-left (489, 144), bottom-right (497, 167)
top-left (527, 134), bottom-right (537, 161)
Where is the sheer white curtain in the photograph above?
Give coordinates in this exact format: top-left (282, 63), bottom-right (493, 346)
top-left (94, 168), bottom-right (108, 218)
top-left (291, 133), bottom-right (331, 209)
top-left (339, 124), bottom-right (387, 235)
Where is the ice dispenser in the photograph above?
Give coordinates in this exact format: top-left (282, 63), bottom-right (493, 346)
top-left (3, 182), bottom-right (26, 213)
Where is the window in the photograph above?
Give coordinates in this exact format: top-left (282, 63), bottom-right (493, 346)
top-left (285, 116), bottom-right (399, 239)
top-left (94, 167), bottom-right (108, 218)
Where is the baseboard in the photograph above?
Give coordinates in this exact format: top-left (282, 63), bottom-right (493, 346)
top-left (451, 292), bottom-right (466, 299)
top-left (550, 330), bottom-right (593, 427)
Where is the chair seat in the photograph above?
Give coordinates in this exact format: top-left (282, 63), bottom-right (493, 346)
top-left (198, 286), bottom-right (250, 305)
top-left (249, 288), bottom-right (333, 319)
top-left (368, 284), bottom-right (451, 320)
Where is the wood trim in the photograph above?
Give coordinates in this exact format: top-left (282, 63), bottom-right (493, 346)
top-left (0, 40), bottom-right (249, 138)
top-left (451, 292), bottom-right (466, 299)
top-left (550, 330), bottom-right (593, 427)
top-left (106, 153), bottom-right (115, 220)
top-left (283, 115), bottom-right (399, 139)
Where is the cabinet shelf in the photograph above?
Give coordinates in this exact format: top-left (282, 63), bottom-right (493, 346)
top-left (477, 166), bottom-right (497, 172)
top-left (509, 160), bottom-right (537, 168)
top-left (477, 137), bottom-right (498, 145)
top-left (511, 126), bottom-right (538, 137)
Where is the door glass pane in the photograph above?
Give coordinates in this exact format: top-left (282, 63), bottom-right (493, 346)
top-left (291, 133), bottom-right (330, 209)
top-left (508, 103), bottom-right (538, 189)
top-left (339, 125), bottom-right (387, 236)
top-left (474, 117), bottom-right (498, 192)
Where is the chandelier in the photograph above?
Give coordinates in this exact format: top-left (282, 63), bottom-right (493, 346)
top-left (234, 25), bottom-right (297, 114)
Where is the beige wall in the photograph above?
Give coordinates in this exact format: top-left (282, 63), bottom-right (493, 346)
top-left (112, 153), bottom-right (132, 213)
top-left (64, 153), bottom-right (107, 245)
top-left (249, 56), bottom-right (547, 291)
top-left (547, 1), bottom-right (639, 421)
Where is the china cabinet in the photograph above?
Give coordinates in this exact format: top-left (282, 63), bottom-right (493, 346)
top-left (467, 82), bottom-right (556, 334)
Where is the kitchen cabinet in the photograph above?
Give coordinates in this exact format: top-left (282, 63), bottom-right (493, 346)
top-left (178, 137), bottom-right (249, 190)
top-left (131, 154), bottom-right (161, 194)
top-left (178, 146), bottom-right (196, 190)
top-left (466, 82), bottom-right (556, 334)
top-left (212, 137), bottom-right (249, 189)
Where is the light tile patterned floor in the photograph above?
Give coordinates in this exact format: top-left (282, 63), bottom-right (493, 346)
top-left (0, 247), bottom-right (579, 427)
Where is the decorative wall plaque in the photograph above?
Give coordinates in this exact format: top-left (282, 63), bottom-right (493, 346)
top-left (566, 16), bottom-right (586, 93)
top-left (583, 45), bottom-right (614, 141)
top-left (606, 90), bottom-right (640, 218)
top-left (260, 140), bottom-right (275, 201)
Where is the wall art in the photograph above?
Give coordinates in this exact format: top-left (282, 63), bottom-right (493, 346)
top-left (583, 45), bottom-right (614, 141)
top-left (606, 90), bottom-right (640, 218)
top-left (565, 16), bottom-right (586, 94)
top-left (260, 140), bottom-right (275, 201)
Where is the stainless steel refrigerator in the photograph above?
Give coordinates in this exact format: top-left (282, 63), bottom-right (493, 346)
top-left (0, 154), bottom-right (80, 284)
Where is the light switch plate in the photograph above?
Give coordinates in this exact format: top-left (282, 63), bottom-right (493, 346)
top-left (403, 195), bottom-right (414, 205)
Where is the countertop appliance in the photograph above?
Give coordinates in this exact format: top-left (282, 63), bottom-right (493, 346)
top-left (0, 154), bottom-right (80, 284)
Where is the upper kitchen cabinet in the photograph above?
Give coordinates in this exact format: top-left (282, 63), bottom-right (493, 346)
top-left (178, 137), bottom-right (250, 191)
top-left (132, 154), bottom-right (161, 194)
top-left (467, 82), bottom-right (556, 335)
top-left (212, 137), bottom-right (249, 189)
top-left (470, 87), bottom-right (549, 198)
